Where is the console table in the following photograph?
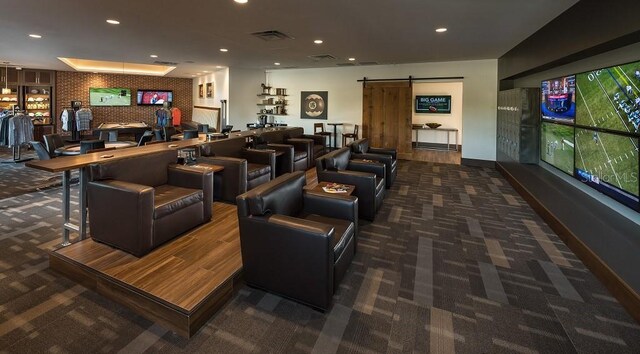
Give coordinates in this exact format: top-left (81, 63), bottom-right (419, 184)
top-left (412, 125), bottom-right (459, 151)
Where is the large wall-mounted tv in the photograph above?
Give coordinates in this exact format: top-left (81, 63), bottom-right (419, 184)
top-left (89, 88), bottom-right (131, 106)
top-left (574, 127), bottom-right (639, 210)
top-left (137, 90), bottom-right (173, 105)
top-left (540, 121), bottom-right (575, 175)
top-left (576, 59), bottom-right (640, 134)
top-left (541, 75), bottom-right (576, 121)
top-left (415, 95), bottom-right (451, 114)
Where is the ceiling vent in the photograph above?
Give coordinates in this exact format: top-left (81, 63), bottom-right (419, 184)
top-left (359, 61), bottom-right (378, 66)
top-left (154, 60), bottom-right (178, 66)
top-left (336, 63), bottom-right (356, 66)
top-left (308, 54), bottom-right (336, 61)
top-left (251, 30), bottom-right (294, 41)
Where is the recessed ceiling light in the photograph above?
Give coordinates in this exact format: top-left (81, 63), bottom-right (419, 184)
top-left (28, 34), bottom-right (42, 39)
top-left (220, 48), bottom-right (228, 52)
top-left (274, 62), bottom-right (280, 66)
top-left (15, 67), bottom-right (22, 70)
top-left (203, 70), bottom-right (209, 73)
top-left (234, 0), bottom-right (248, 3)
top-left (216, 66), bottom-right (223, 69)
top-left (150, 54), bottom-right (158, 58)
top-left (348, 57), bottom-right (356, 61)
top-left (435, 28), bottom-right (447, 33)
top-left (191, 75), bottom-right (196, 77)
top-left (314, 39), bottom-right (323, 44)
top-left (106, 19), bottom-right (120, 25)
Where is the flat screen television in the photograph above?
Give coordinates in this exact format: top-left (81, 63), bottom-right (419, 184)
top-left (575, 59), bottom-right (640, 134)
top-left (574, 127), bottom-right (639, 211)
top-left (415, 95), bottom-right (451, 114)
top-left (540, 121), bottom-right (575, 175)
top-left (137, 90), bottom-right (173, 105)
top-left (89, 88), bottom-right (131, 106)
top-left (541, 75), bottom-right (576, 121)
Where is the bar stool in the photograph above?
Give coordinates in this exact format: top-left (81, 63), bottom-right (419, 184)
top-left (342, 124), bottom-right (359, 147)
top-left (314, 123), bottom-right (332, 149)
top-left (197, 124), bottom-right (209, 133)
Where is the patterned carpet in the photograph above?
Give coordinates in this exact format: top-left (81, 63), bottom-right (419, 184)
top-left (0, 160), bottom-right (638, 353)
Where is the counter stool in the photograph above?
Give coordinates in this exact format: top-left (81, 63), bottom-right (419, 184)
top-left (342, 124), bottom-right (359, 147)
top-left (314, 123), bottom-right (332, 149)
top-left (80, 140), bottom-right (105, 154)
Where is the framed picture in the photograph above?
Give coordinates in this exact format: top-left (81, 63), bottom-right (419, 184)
top-left (206, 83), bottom-right (213, 98)
top-left (198, 84), bottom-right (204, 98)
top-left (301, 91), bottom-right (328, 119)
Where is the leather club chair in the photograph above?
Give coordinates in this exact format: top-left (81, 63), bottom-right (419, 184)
top-left (349, 138), bottom-right (397, 189)
top-left (283, 135), bottom-right (313, 169)
top-left (299, 134), bottom-right (327, 161)
top-left (316, 147), bottom-right (385, 221)
top-left (236, 171), bottom-right (358, 311)
top-left (197, 146), bottom-right (276, 203)
top-left (87, 150), bottom-right (213, 257)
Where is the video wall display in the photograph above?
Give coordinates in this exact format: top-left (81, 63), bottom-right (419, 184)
top-left (541, 75), bottom-right (576, 121)
top-left (541, 121), bottom-right (574, 175)
top-left (540, 59), bottom-right (640, 212)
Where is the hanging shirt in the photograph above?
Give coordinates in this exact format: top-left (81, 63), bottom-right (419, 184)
top-left (76, 109), bottom-right (93, 131)
top-left (170, 107), bottom-right (181, 126)
top-left (61, 110), bottom-right (70, 131)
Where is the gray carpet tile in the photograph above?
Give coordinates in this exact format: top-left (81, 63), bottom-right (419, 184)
top-left (0, 160), bottom-right (638, 353)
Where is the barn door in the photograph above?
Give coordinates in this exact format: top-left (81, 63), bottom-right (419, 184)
top-left (362, 82), bottom-right (412, 155)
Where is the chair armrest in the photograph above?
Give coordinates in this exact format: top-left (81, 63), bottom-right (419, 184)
top-left (285, 138), bottom-right (313, 151)
top-left (267, 143), bottom-right (294, 174)
top-left (303, 191), bottom-right (358, 225)
top-left (317, 170), bottom-right (376, 195)
top-left (352, 152), bottom-right (393, 167)
top-left (197, 156), bottom-right (247, 202)
top-left (301, 134), bottom-right (326, 146)
top-left (368, 147), bottom-right (397, 160)
top-left (348, 160), bottom-right (386, 179)
top-left (242, 148), bottom-right (276, 179)
top-left (167, 165), bottom-right (214, 220)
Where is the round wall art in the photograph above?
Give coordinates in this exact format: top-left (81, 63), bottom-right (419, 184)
top-left (301, 91), bottom-right (328, 119)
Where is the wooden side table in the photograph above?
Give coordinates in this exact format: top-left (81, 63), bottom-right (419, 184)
top-left (184, 163), bottom-right (224, 173)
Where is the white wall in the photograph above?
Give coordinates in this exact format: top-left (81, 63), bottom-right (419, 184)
top-left (412, 82), bottom-right (463, 146)
top-left (192, 68), bottom-right (229, 129)
top-left (265, 59), bottom-right (497, 161)
top-left (228, 67), bottom-right (265, 129)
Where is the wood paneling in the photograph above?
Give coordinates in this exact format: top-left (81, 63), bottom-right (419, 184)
top-left (362, 82), bottom-right (412, 155)
top-left (50, 202), bottom-right (243, 338)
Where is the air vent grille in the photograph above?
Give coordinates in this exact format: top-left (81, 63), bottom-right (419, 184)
top-left (308, 54), bottom-right (336, 61)
top-left (251, 30), bottom-right (294, 41)
top-left (359, 61), bottom-right (378, 66)
top-left (336, 63), bottom-right (356, 66)
top-left (154, 60), bottom-right (178, 66)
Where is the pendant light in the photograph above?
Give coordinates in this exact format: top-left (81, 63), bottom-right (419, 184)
top-left (2, 62), bottom-right (11, 94)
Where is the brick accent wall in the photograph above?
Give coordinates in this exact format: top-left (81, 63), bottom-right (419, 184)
top-left (55, 71), bottom-right (192, 133)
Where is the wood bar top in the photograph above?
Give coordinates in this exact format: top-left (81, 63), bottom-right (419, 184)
top-left (26, 126), bottom-right (298, 173)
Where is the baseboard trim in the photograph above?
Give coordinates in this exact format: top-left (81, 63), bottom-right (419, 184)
top-left (496, 162), bottom-right (640, 324)
top-left (461, 158), bottom-right (495, 168)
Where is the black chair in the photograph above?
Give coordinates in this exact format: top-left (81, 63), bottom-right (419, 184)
top-left (349, 138), bottom-right (397, 189)
top-left (137, 131), bottom-right (154, 147)
top-left (31, 141), bottom-right (52, 160)
top-left (236, 171), bottom-right (358, 311)
top-left (154, 128), bottom-right (164, 141)
top-left (163, 126), bottom-right (177, 142)
top-left (183, 130), bottom-right (199, 139)
top-left (99, 130), bottom-right (118, 142)
top-left (43, 134), bottom-right (65, 157)
top-left (80, 140), bottom-right (105, 154)
top-left (316, 147), bottom-right (385, 221)
top-left (197, 124), bottom-right (209, 133)
top-left (221, 125), bottom-right (233, 134)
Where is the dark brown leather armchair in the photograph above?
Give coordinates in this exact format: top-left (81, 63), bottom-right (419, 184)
top-left (300, 134), bottom-right (327, 161)
top-left (283, 137), bottom-right (313, 170)
top-left (197, 147), bottom-right (276, 203)
top-left (87, 150), bottom-right (213, 257)
top-left (316, 147), bottom-right (385, 221)
top-left (349, 138), bottom-right (397, 189)
top-left (237, 171), bottom-right (358, 311)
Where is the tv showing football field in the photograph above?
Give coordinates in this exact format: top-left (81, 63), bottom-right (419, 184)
top-left (574, 127), bottom-right (639, 210)
top-left (89, 88), bottom-right (131, 106)
top-left (541, 75), bottom-right (576, 122)
top-left (541, 121), bottom-right (575, 175)
top-left (575, 60), bottom-right (640, 134)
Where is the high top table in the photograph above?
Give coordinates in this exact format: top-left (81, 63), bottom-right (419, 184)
top-left (327, 122), bottom-right (343, 149)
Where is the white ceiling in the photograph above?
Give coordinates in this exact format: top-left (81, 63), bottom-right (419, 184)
top-left (1, 0), bottom-right (578, 78)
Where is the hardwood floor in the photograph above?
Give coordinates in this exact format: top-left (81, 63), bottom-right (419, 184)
top-left (50, 202), bottom-right (243, 338)
top-left (398, 147), bottom-right (461, 164)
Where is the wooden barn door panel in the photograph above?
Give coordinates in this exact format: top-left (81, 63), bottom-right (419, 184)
top-left (362, 82), bottom-right (412, 154)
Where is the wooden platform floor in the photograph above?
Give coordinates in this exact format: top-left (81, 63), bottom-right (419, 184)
top-left (399, 148), bottom-right (461, 164)
top-left (49, 202), bottom-right (242, 338)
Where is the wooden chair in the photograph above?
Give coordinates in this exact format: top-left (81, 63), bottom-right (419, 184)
top-left (314, 123), bottom-right (331, 149)
top-left (342, 124), bottom-right (359, 147)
